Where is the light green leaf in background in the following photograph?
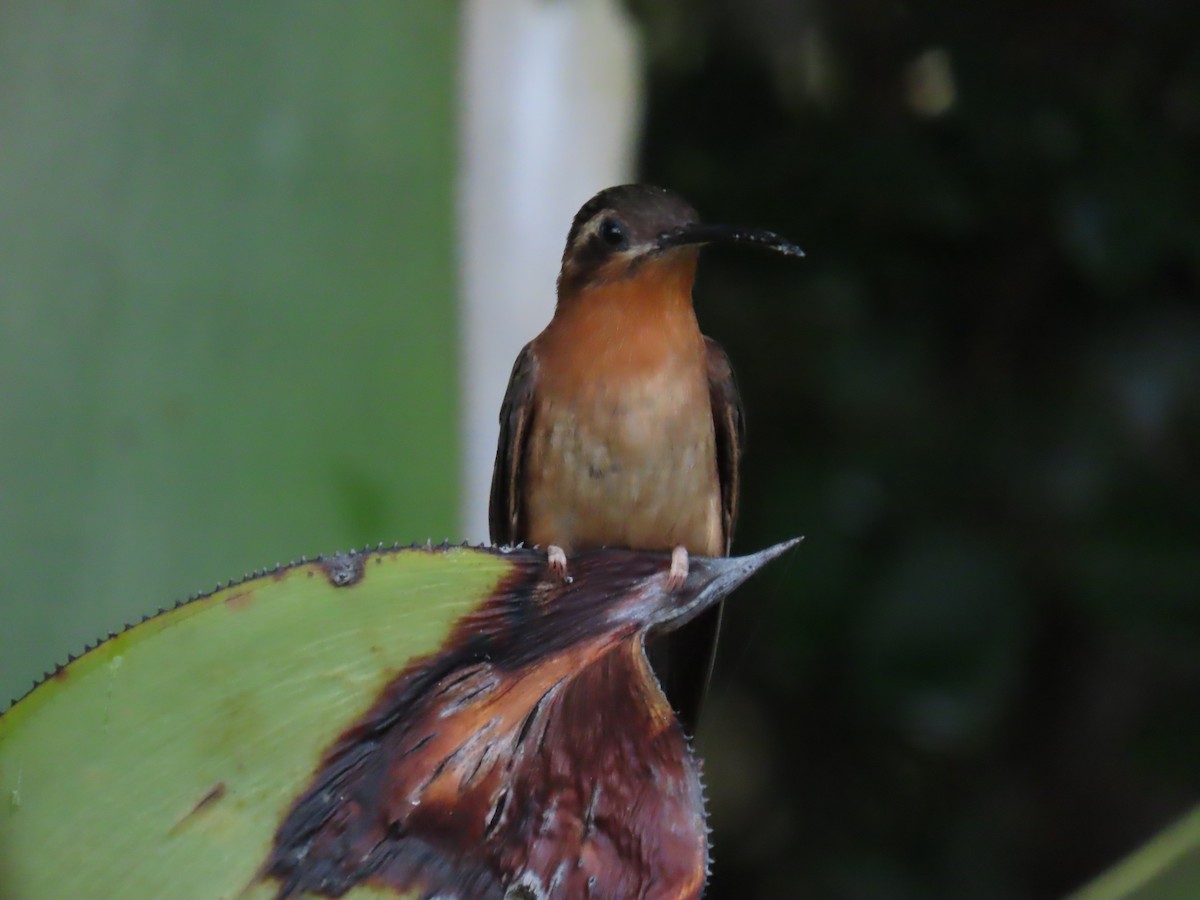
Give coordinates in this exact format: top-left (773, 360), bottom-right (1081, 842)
top-left (1070, 804), bottom-right (1200, 900)
top-left (0, 4), bottom-right (460, 703)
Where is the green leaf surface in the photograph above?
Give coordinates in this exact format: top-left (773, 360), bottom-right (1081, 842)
top-left (0, 2), bottom-right (459, 706)
top-left (0, 545), bottom-right (510, 900)
top-left (1070, 805), bottom-right (1200, 900)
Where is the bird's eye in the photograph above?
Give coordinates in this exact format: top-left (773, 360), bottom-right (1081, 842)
top-left (598, 217), bottom-right (626, 248)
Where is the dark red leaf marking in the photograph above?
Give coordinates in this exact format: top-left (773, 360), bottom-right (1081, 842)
top-left (260, 550), bottom-right (714, 900)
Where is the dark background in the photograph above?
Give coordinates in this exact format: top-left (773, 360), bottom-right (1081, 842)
top-left (626, 1), bottom-right (1200, 897)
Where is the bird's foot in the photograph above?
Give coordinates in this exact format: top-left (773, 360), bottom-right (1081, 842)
top-left (666, 545), bottom-right (689, 592)
top-left (547, 545), bottom-right (572, 583)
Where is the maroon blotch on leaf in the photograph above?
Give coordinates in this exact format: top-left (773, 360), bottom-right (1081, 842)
top-left (261, 539), bottom-right (799, 900)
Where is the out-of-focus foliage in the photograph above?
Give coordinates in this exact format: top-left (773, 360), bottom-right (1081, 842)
top-left (626, 0), bottom-right (1200, 896)
top-left (0, 4), bottom-right (459, 704)
top-left (1072, 805), bottom-right (1200, 900)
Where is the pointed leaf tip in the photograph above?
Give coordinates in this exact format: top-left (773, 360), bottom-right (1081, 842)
top-left (655, 537), bottom-right (803, 632)
top-left (739, 536), bottom-right (804, 570)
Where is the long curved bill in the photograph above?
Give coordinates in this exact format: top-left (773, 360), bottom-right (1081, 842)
top-left (656, 222), bottom-right (805, 258)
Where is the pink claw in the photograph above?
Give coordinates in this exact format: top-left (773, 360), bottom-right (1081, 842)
top-left (665, 546), bottom-right (689, 592)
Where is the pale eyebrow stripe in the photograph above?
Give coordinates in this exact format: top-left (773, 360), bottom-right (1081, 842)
top-left (572, 212), bottom-right (609, 248)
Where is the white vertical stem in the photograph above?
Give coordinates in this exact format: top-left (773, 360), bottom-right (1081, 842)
top-left (458, 0), bottom-right (643, 542)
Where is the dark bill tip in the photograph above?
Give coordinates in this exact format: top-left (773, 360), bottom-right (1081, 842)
top-left (656, 223), bottom-right (806, 259)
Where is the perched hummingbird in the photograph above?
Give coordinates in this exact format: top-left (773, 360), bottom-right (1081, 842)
top-left (489, 184), bottom-right (803, 727)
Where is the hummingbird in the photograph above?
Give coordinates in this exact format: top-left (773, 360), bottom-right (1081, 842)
top-left (489, 184), bottom-right (803, 728)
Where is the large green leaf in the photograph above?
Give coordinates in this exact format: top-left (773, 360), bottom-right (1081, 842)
top-left (0, 545), bottom-right (508, 899)
top-left (0, 542), bottom-right (796, 898)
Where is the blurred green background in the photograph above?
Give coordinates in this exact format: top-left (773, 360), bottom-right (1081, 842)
top-left (3, 1), bottom-right (1199, 898)
top-left (0, 4), bottom-right (458, 702)
top-left (628, 2), bottom-right (1200, 898)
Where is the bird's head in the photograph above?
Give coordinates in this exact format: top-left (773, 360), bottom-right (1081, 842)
top-left (557, 183), bottom-right (804, 302)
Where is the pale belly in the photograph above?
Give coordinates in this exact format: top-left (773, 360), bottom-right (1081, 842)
top-left (522, 372), bottom-right (723, 556)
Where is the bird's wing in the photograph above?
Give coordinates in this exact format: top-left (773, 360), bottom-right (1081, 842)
top-left (489, 341), bottom-right (540, 546)
top-left (706, 336), bottom-right (745, 552)
top-left (651, 337), bottom-right (746, 735)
